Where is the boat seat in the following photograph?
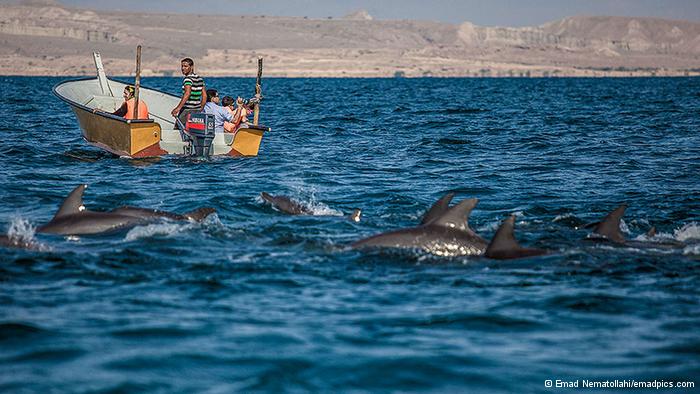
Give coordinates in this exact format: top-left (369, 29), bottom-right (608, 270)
top-left (83, 95), bottom-right (122, 112)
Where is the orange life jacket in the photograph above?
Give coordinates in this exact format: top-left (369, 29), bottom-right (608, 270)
top-left (125, 98), bottom-right (149, 120)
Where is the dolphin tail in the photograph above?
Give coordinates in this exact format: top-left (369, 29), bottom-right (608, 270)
top-left (592, 204), bottom-right (627, 243)
top-left (420, 192), bottom-right (455, 225)
top-left (349, 209), bottom-right (362, 222)
top-left (260, 192), bottom-right (274, 204)
top-left (485, 215), bottom-right (547, 260)
top-left (430, 198), bottom-right (478, 233)
top-left (183, 207), bottom-right (216, 222)
top-left (52, 184), bottom-right (88, 220)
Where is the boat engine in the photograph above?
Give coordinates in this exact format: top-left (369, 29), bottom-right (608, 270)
top-left (181, 113), bottom-right (215, 157)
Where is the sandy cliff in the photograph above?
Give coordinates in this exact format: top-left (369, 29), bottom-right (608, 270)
top-left (1, 1), bottom-right (698, 77)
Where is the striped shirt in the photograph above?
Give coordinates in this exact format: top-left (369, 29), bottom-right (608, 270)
top-left (182, 73), bottom-right (204, 110)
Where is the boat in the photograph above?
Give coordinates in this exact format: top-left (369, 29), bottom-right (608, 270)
top-left (53, 52), bottom-right (270, 158)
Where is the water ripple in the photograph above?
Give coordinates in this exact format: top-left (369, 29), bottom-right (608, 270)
top-left (0, 77), bottom-right (698, 392)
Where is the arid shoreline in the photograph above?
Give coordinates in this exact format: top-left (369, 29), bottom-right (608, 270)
top-left (2, 2), bottom-right (699, 77)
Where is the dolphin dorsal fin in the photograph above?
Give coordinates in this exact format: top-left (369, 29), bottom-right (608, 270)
top-left (420, 192), bottom-right (455, 225)
top-left (593, 204), bottom-right (627, 243)
top-left (261, 192), bottom-right (273, 201)
top-left (430, 198), bottom-right (478, 232)
top-left (485, 216), bottom-right (520, 255)
top-left (53, 184), bottom-right (87, 219)
top-left (646, 226), bottom-right (656, 237)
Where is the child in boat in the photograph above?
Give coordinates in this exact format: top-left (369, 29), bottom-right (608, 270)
top-left (110, 85), bottom-right (149, 120)
top-left (221, 95), bottom-right (249, 132)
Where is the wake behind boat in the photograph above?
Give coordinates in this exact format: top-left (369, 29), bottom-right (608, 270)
top-left (53, 52), bottom-right (270, 158)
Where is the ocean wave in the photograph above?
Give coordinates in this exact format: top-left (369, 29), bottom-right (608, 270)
top-left (3, 217), bottom-right (49, 251)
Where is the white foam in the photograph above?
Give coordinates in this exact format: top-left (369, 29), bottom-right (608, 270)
top-left (633, 233), bottom-right (654, 242)
top-left (125, 221), bottom-right (194, 241)
top-left (4, 217), bottom-right (50, 251)
top-left (305, 199), bottom-right (343, 216)
top-left (553, 213), bottom-right (575, 222)
top-left (290, 185), bottom-right (343, 216)
top-left (674, 222), bottom-right (700, 242)
top-left (477, 214), bottom-right (528, 233)
top-left (201, 213), bottom-right (224, 227)
top-left (619, 219), bottom-right (631, 234)
top-left (629, 218), bottom-right (650, 227)
top-left (683, 244), bottom-right (700, 256)
top-left (477, 220), bottom-right (500, 232)
top-left (633, 230), bottom-right (675, 243)
top-left (511, 211), bottom-right (525, 218)
top-left (7, 217), bottom-right (36, 243)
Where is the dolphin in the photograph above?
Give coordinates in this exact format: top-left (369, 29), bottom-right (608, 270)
top-left (36, 185), bottom-right (145, 235)
top-left (261, 192), bottom-right (362, 221)
top-left (261, 192), bottom-right (313, 215)
top-left (36, 185), bottom-right (215, 236)
top-left (352, 195), bottom-right (488, 256)
top-left (485, 215), bottom-right (548, 259)
top-left (110, 206), bottom-right (215, 222)
top-left (586, 204), bottom-right (684, 248)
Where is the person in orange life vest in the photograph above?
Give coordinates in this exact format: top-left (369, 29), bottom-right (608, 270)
top-left (110, 85), bottom-right (149, 119)
top-left (221, 95), bottom-right (249, 132)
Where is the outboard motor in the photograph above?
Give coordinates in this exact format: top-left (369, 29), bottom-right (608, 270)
top-left (185, 113), bottom-right (215, 157)
top-left (175, 113), bottom-right (215, 157)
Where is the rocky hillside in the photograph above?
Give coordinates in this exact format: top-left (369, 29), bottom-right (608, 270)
top-left (0, 1), bottom-right (698, 76)
top-left (459, 16), bottom-right (700, 54)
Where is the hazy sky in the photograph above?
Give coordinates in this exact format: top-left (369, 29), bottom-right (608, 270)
top-left (59, 0), bottom-right (700, 26)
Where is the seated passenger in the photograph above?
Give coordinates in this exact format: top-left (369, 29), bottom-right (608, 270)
top-left (111, 85), bottom-right (149, 120)
top-left (203, 89), bottom-right (233, 133)
top-left (221, 95), bottom-right (249, 133)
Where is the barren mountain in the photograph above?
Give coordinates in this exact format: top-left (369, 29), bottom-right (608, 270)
top-left (1, 1), bottom-right (698, 77)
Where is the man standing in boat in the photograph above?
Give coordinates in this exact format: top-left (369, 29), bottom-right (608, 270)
top-left (171, 58), bottom-right (207, 128)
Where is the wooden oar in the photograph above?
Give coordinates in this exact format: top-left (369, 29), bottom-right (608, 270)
top-left (253, 57), bottom-right (262, 126)
top-left (133, 45), bottom-right (142, 119)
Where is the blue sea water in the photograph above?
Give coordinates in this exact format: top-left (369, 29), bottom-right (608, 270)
top-left (0, 76), bottom-right (699, 393)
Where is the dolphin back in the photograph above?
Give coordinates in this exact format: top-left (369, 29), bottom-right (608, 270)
top-left (38, 211), bottom-right (145, 235)
top-left (260, 192), bottom-right (311, 215)
top-left (184, 207), bottom-right (216, 222)
top-left (111, 206), bottom-right (182, 220)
